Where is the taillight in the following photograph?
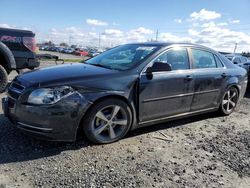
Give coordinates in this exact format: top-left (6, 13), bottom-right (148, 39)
top-left (23, 37), bottom-right (36, 52)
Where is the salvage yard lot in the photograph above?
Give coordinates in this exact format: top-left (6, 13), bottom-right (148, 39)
top-left (37, 51), bottom-right (85, 61)
top-left (0, 61), bottom-right (249, 188)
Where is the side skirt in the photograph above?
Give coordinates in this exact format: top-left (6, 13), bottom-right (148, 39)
top-left (136, 107), bottom-right (218, 129)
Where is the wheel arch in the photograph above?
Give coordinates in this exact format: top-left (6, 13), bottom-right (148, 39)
top-left (75, 93), bottom-right (137, 140)
top-left (229, 84), bottom-right (240, 95)
top-left (226, 79), bottom-right (240, 96)
top-left (0, 41), bottom-right (16, 70)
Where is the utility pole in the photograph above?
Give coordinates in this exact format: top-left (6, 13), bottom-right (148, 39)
top-left (155, 29), bottom-right (159, 42)
top-left (98, 33), bottom-right (101, 48)
top-left (233, 43), bottom-right (237, 54)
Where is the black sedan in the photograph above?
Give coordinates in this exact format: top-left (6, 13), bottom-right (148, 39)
top-left (2, 43), bottom-right (248, 144)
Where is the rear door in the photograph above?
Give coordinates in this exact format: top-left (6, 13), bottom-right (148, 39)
top-left (190, 48), bottom-right (228, 111)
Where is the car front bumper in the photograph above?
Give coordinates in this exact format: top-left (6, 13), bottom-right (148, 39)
top-left (2, 93), bottom-right (92, 142)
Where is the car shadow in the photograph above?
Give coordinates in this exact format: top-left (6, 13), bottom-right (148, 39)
top-left (127, 112), bottom-right (218, 138)
top-left (0, 111), bottom-right (219, 164)
top-left (0, 114), bottom-right (92, 164)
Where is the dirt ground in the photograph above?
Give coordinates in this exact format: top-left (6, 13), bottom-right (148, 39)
top-left (0, 62), bottom-right (249, 188)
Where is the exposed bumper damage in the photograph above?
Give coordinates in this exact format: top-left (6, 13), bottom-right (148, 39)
top-left (2, 92), bottom-right (92, 141)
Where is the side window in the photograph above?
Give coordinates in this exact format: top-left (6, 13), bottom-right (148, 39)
top-left (240, 57), bottom-right (247, 63)
top-left (214, 55), bottom-right (224, 68)
top-left (233, 57), bottom-right (241, 64)
top-left (153, 48), bottom-right (189, 70)
top-left (191, 49), bottom-right (217, 69)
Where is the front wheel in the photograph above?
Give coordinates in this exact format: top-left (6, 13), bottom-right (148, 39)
top-left (219, 87), bottom-right (239, 115)
top-left (82, 99), bottom-right (132, 144)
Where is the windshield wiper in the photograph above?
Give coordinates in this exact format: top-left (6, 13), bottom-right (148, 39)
top-left (88, 63), bottom-right (114, 70)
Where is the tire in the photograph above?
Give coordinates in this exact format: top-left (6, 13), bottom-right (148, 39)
top-left (82, 98), bottom-right (132, 144)
top-left (219, 87), bottom-right (239, 116)
top-left (0, 65), bottom-right (8, 93)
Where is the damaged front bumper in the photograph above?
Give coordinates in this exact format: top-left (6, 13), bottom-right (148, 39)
top-left (2, 92), bottom-right (92, 142)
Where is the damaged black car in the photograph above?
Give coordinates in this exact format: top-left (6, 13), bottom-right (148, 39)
top-left (2, 43), bottom-right (248, 144)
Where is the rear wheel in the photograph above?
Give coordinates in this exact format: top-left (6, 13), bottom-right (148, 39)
top-left (0, 65), bottom-right (8, 93)
top-left (82, 99), bottom-right (132, 144)
top-left (219, 87), bottom-right (239, 115)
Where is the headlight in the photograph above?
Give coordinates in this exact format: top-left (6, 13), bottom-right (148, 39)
top-left (27, 86), bottom-right (74, 105)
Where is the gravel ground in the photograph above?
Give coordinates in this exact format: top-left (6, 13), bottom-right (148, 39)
top-left (0, 62), bottom-right (249, 188)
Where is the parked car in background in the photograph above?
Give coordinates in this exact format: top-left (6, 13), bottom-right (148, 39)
top-left (38, 45), bottom-right (106, 57)
top-left (2, 43), bottom-right (248, 144)
top-left (39, 45), bottom-right (48, 51)
top-left (50, 46), bottom-right (61, 52)
top-left (63, 48), bottom-right (75, 54)
top-left (225, 54), bottom-right (250, 80)
top-left (0, 27), bottom-right (40, 92)
top-left (58, 47), bottom-right (65, 53)
top-left (88, 49), bottom-right (101, 57)
top-left (74, 48), bottom-right (89, 56)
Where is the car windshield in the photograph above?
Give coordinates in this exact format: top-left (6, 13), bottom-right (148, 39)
top-left (85, 44), bottom-right (159, 70)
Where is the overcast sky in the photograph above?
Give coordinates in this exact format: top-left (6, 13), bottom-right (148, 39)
top-left (0, 0), bottom-right (250, 52)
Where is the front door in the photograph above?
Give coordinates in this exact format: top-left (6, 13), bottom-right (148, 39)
top-left (139, 47), bottom-right (194, 122)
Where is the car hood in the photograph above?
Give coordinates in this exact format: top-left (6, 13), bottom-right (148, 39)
top-left (17, 63), bottom-right (118, 86)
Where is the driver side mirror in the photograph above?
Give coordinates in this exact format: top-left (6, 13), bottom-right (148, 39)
top-left (146, 62), bottom-right (172, 73)
top-left (233, 61), bottom-right (238, 64)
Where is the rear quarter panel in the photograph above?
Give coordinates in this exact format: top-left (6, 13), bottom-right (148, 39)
top-left (226, 66), bottom-right (247, 101)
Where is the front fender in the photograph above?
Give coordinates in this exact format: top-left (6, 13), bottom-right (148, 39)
top-left (77, 85), bottom-right (138, 131)
top-left (0, 41), bottom-right (16, 69)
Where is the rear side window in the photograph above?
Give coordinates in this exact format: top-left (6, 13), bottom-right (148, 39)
top-left (191, 49), bottom-right (217, 69)
top-left (214, 55), bottom-right (224, 68)
top-left (153, 48), bottom-right (189, 70)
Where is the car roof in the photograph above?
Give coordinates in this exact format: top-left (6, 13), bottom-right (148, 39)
top-left (128, 42), bottom-right (214, 51)
top-left (225, 54), bottom-right (245, 58)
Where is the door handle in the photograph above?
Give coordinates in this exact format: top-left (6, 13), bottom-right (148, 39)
top-left (185, 75), bottom-right (193, 81)
top-left (221, 73), bottom-right (228, 78)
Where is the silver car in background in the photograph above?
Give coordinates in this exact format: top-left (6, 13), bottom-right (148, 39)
top-left (225, 54), bottom-right (250, 80)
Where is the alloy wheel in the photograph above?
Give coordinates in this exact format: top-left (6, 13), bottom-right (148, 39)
top-left (91, 105), bottom-right (128, 142)
top-left (222, 88), bottom-right (238, 113)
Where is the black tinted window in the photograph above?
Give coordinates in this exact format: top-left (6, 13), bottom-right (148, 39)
top-left (191, 49), bottom-right (217, 69)
top-left (153, 48), bottom-right (189, 70)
